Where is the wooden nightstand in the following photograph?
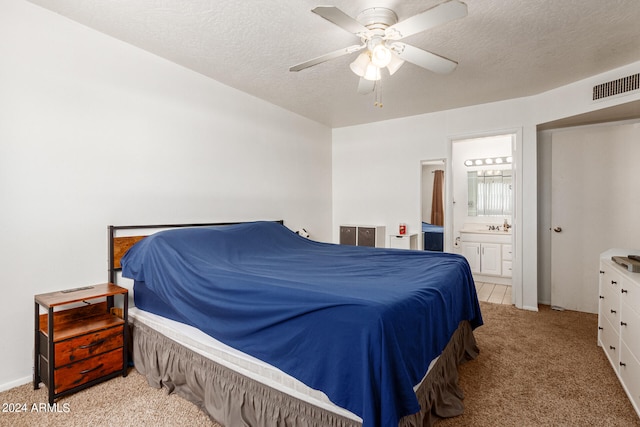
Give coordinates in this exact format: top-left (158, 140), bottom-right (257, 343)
top-left (33, 283), bottom-right (128, 404)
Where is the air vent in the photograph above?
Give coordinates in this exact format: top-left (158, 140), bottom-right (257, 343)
top-left (593, 73), bottom-right (639, 100)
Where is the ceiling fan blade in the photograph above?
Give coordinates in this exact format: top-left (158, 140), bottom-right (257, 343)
top-left (357, 77), bottom-right (375, 94)
top-left (289, 44), bottom-right (364, 72)
top-left (385, 0), bottom-right (468, 40)
top-left (312, 6), bottom-right (369, 36)
top-left (392, 43), bottom-right (458, 74)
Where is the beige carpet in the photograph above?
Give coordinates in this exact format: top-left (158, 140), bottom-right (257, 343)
top-left (439, 303), bottom-right (640, 427)
top-left (2, 302), bottom-right (639, 427)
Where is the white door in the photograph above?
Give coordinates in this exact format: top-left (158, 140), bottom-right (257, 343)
top-left (550, 122), bottom-right (640, 313)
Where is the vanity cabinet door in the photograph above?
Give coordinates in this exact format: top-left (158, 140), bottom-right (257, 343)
top-left (480, 243), bottom-right (501, 276)
top-left (461, 242), bottom-right (480, 273)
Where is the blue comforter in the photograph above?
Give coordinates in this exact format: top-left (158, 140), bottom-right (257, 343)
top-left (122, 221), bottom-right (482, 427)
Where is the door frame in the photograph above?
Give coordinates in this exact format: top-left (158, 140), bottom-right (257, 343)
top-left (448, 128), bottom-right (522, 309)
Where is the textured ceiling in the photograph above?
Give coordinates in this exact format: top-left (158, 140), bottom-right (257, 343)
top-left (25, 0), bottom-right (640, 128)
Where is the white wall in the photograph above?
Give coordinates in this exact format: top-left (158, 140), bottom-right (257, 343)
top-left (333, 98), bottom-right (533, 309)
top-left (0, 0), bottom-right (332, 389)
top-left (333, 61), bottom-right (640, 313)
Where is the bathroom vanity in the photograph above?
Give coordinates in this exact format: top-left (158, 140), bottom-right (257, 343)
top-left (459, 225), bottom-right (512, 286)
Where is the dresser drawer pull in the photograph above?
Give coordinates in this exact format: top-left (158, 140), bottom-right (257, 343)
top-left (610, 345), bottom-right (616, 350)
top-left (621, 289), bottom-right (628, 294)
top-left (620, 362), bottom-right (626, 367)
top-left (79, 339), bottom-right (106, 349)
top-left (79, 363), bottom-right (104, 375)
top-left (598, 326), bottom-right (603, 330)
top-left (621, 321), bottom-right (627, 326)
top-left (611, 309), bottom-right (617, 314)
top-left (599, 295), bottom-right (604, 299)
top-left (612, 280), bottom-right (617, 285)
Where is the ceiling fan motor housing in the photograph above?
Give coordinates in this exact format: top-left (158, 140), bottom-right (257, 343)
top-left (356, 7), bottom-right (398, 34)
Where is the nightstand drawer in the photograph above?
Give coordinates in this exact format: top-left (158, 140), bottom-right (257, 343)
top-left (54, 348), bottom-right (123, 394)
top-left (55, 326), bottom-right (123, 367)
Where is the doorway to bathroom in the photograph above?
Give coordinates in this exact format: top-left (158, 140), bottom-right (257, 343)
top-left (451, 133), bottom-right (516, 300)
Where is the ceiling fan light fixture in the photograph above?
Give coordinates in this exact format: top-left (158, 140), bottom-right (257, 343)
top-left (386, 53), bottom-right (405, 75)
top-left (370, 44), bottom-right (392, 68)
top-left (349, 52), bottom-right (370, 77)
top-left (363, 63), bottom-right (381, 81)
top-left (292, 2), bottom-right (468, 96)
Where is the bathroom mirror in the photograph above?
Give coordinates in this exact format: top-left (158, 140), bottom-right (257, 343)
top-left (467, 170), bottom-right (512, 216)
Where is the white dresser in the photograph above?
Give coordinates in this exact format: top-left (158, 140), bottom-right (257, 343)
top-left (598, 249), bottom-right (640, 417)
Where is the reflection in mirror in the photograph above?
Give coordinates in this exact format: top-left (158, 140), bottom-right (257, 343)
top-left (468, 170), bottom-right (512, 216)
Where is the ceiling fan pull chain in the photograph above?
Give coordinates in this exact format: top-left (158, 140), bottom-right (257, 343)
top-left (373, 81), bottom-right (379, 107)
top-left (374, 79), bottom-right (383, 108)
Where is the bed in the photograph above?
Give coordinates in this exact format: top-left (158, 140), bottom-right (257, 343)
top-left (422, 222), bottom-right (444, 252)
top-left (109, 221), bottom-right (482, 427)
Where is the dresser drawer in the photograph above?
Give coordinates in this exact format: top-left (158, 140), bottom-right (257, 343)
top-left (620, 343), bottom-right (640, 414)
top-left (54, 348), bottom-right (123, 394)
top-left (621, 300), bottom-right (640, 360)
top-left (603, 294), bottom-right (621, 330)
top-left (602, 268), bottom-right (622, 297)
top-left (600, 277), bottom-right (619, 314)
top-left (621, 280), bottom-right (640, 317)
top-left (55, 326), bottom-right (123, 367)
top-left (602, 277), bottom-right (620, 329)
top-left (600, 316), bottom-right (620, 369)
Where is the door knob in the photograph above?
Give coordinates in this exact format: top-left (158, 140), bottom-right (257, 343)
top-left (553, 227), bottom-right (562, 232)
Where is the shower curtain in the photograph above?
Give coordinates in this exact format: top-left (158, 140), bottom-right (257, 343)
top-left (430, 170), bottom-right (444, 226)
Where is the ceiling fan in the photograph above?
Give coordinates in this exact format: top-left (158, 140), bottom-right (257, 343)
top-left (290, 0), bottom-right (467, 94)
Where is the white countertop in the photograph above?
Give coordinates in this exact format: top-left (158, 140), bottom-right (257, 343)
top-left (459, 229), bottom-right (512, 235)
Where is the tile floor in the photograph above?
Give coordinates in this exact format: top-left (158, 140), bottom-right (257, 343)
top-left (475, 281), bottom-right (512, 305)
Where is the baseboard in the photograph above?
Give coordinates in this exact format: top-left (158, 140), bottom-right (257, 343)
top-left (0, 375), bottom-right (31, 392)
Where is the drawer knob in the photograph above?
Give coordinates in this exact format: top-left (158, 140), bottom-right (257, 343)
top-left (598, 326), bottom-right (604, 330)
top-left (610, 345), bottom-right (616, 350)
top-left (611, 280), bottom-right (617, 285)
top-left (620, 362), bottom-right (626, 367)
top-left (621, 322), bottom-right (627, 327)
top-left (599, 295), bottom-right (605, 299)
top-left (600, 270), bottom-right (605, 274)
top-left (611, 309), bottom-right (617, 314)
top-left (621, 289), bottom-right (628, 294)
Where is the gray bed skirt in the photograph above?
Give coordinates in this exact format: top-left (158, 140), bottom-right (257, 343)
top-left (132, 320), bottom-right (479, 427)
